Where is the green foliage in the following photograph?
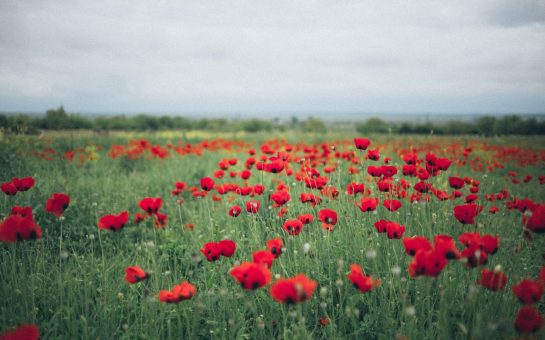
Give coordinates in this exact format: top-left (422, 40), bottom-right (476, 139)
top-left (241, 119), bottom-right (272, 133)
top-left (301, 117), bottom-right (327, 133)
top-left (0, 133), bottom-right (544, 339)
top-left (356, 118), bottom-right (389, 134)
top-left (1, 108), bottom-right (545, 136)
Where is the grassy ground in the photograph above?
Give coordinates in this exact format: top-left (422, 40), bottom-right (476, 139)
top-left (1, 131), bottom-right (544, 339)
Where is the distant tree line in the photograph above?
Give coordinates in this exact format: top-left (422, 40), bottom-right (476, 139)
top-left (355, 116), bottom-right (545, 136)
top-left (0, 106), bottom-right (544, 135)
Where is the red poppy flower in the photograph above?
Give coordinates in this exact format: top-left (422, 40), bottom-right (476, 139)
top-left (319, 317), bottom-right (331, 326)
top-left (245, 200), bottom-right (260, 214)
top-left (512, 279), bottom-right (544, 305)
top-left (266, 238), bottom-right (283, 258)
top-left (228, 205), bottom-right (242, 217)
top-left (514, 306), bottom-right (544, 333)
top-left (283, 219), bottom-right (303, 236)
top-left (10, 206), bottom-right (33, 218)
top-left (240, 169), bottom-right (251, 180)
top-left (408, 249), bottom-right (448, 278)
top-left (374, 219), bottom-right (388, 233)
top-left (297, 214), bottom-right (313, 224)
top-left (386, 221), bottom-right (405, 239)
top-left (479, 234), bottom-right (499, 255)
top-left (465, 194), bottom-right (478, 203)
top-left (367, 166), bottom-right (383, 177)
top-left (153, 213), bottom-right (168, 228)
top-left (346, 182), bottom-right (365, 195)
top-left (230, 262), bottom-right (272, 290)
top-left (13, 177), bottom-right (35, 192)
top-left (318, 208), bottom-right (337, 231)
top-left (460, 245), bottom-right (488, 268)
top-left (270, 191), bottom-right (290, 207)
top-left (523, 204), bottom-right (545, 233)
top-left (200, 177), bottom-right (215, 191)
top-left (413, 181), bottom-right (431, 193)
top-left (158, 281), bottom-right (196, 303)
top-left (45, 193), bottom-right (70, 217)
top-left (138, 197), bottom-right (162, 216)
top-left (134, 212), bottom-right (146, 224)
top-left (253, 184), bottom-right (265, 195)
top-left (458, 232), bottom-right (480, 248)
top-left (218, 240), bottom-right (237, 257)
top-left (403, 153), bottom-right (418, 164)
top-left (98, 211), bottom-right (129, 231)
top-left (125, 265), bottom-right (150, 284)
top-left (171, 181), bottom-right (186, 196)
top-left (356, 197), bottom-right (379, 212)
top-left (453, 204), bottom-right (483, 224)
top-left (403, 236), bottom-right (432, 256)
top-left (253, 250), bottom-right (275, 268)
top-left (347, 264), bottom-right (381, 293)
top-left (367, 149), bottom-right (380, 161)
top-left (0, 324), bottom-right (40, 340)
top-left (402, 165), bottom-right (417, 176)
top-left (477, 268), bottom-right (506, 291)
top-left (270, 274), bottom-right (317, 304)
top-left (200, 242), bottom-right (222, 261)
top-left (0, 211), bottom-right (41, 243)
top-left (213, 170), bottom-right (224, 179)
top-left (383, 199), bottom-right (402, 212)
top-left (300, 193), bottom-right (322, 206)
top-left (448, 176), bottom-right (465, 189)
top-left (433, 235), bottom-right (460, 260)
top-left (1, 181), bottom-right (17, 195)
top-left (354, 138), bottom-right (371, 151)
top-left (264, 160), bottom-right (285, 174)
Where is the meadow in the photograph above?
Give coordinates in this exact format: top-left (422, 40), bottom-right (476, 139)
top-left (1, 130), bottom-right (544, 339)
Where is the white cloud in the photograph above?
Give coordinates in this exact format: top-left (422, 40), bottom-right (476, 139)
top-left (0, 0), bottom-right (544, 114)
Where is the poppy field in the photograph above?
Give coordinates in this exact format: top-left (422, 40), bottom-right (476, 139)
top-left (1, 131), bottom-right (545, 339)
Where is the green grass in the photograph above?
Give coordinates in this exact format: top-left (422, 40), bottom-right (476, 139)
top-left (1, 131), bottom-right (544, 339)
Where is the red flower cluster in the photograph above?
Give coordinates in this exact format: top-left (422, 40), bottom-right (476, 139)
top-left (230, 262), bottom-right (272, 290)
top-left (318, 208), bottom-right (338, 231)
top-left (347, 264), bottom-right (381, 293)
top-left (477, 268), bottom-right (507, 291)
top-left (523, 203), bottom-right (545, 233)
top-left (0, 324), bottom-right (40, 340)
top-left (158, 281), bottom-right (196, 303)
top-left (45, 193), bottom-right (70, 217)
top-left (512, 266), bottom-right (545, 333)
top-left (406, 235), bottom-right (459, 277)
top-left (1, 177), bottom-right (35, 195)
top-left (283, 219), bottom-right (303, 236)
top-left (97, 211), bottom-right (129, 231)
top-left (270, 274), bottom-right (317, 304)
top-left (266, 238), bottom-right (284, 258)
top-left (138, 197), bottom-right (167, 228)
top-left (453, 204), bottom-right (483, 225)
top-left (200, 240), bottom-right (237, 261)
top-left (125, 265), bottom-right (150, 284)
top-left (356, 197), bottom-right (379, 212)
top-left (0, 206), bottom-right (41, 242)
top-left (374, 219), bottom-right (405, 239)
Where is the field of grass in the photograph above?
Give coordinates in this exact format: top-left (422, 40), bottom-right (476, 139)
top-left (1, 131), bottom-right (544, 339)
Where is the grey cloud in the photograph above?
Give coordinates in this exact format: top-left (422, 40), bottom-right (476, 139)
top-left (484, 0), bottom-right (545, 27)
top-left (0, 0), bottom-right (544, 114)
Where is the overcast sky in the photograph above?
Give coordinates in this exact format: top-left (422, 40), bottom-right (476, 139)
top-left (1, 0), bottom-right (544, 115)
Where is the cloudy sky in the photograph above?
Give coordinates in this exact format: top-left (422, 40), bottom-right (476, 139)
top-left (1, 0), bottom-right (544, 115)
